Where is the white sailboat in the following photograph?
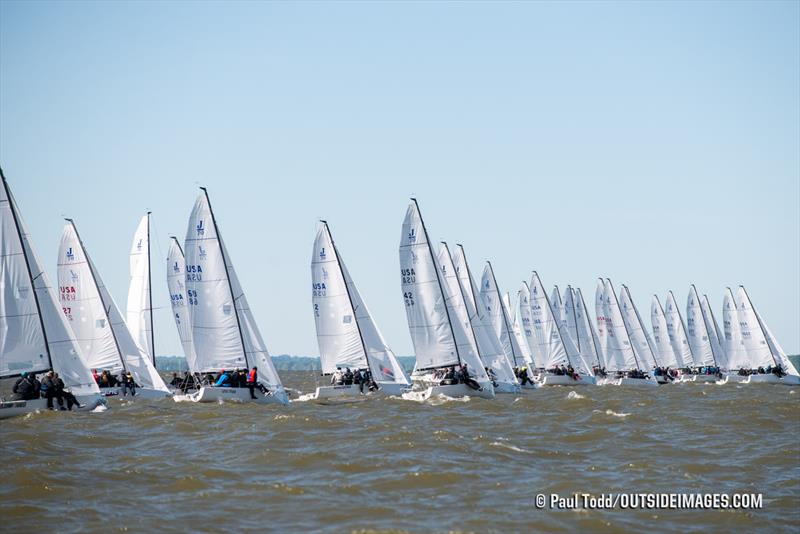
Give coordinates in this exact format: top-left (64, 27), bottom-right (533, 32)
top-left (1, 171), bottom-right (104, 419)
top-left (179, 188), bottom-right (288, 404)
top-left (664, 290), bottom-right (695, 374)
top-left (528, 272), bottom-right (594, 386)
top-left (650, 296), bottom-right (684, 381)
top-left (398, 199), bottom-right (494, 400)
top-left (594, 279), bottom-right (608, 368)
top-left (571, 287), bottom-right (605, 375)
top-left (518, 282), bottom-right (542, 373)
top-left (479, 264), bottom-right (537, 386)
top-left (166, 237), bottom-right (199, 377)
top-left (619, 285), bottom-right (661, 372)
top-left (451, 245), bottom-right (520, 393)
top-left (310, 221), bottom-right (411, 403)
top-left (57, 220), bottom-right (170, 399)
top-left (504, 291), bottom-right (536, 370)
top-left (737, 286), bottom-right (800, 385)
top-left (722, 288), bottom-right (750, 383)
top-left (601, 279), bottom-right (658, 387)
top-left (685, 285), bottom-right (722, 382)
top-left (126, 212), bottom-right (155, 366)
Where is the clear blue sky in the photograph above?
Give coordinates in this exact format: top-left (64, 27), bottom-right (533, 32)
top-left (2, 1), bottom-right (798, 357)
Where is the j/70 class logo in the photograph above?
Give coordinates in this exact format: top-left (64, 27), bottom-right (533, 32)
top-left (196, 220), bottom-right (205, 236)
top-left (66, 247), bottom-right (75, 261)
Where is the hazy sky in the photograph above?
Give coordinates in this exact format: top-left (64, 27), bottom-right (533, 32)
top-left (2, 1), bottom-right (798, 357)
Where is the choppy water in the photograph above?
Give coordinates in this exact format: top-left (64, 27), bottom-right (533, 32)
top-left (1, 372), bottom-right (799, 533)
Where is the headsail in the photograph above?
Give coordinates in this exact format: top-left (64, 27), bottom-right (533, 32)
top-left (166, 237), bottom-right (198, 373)
top-left (505, 291), bottom-right (534, 366)
top-left (184, 189), bottom-right (285, 400)
top-left (1, 172), bottom-right (99, 395)
top-left (126, 213), bottom-right (155, 364)
top-left (517, 282), bottom-right (540, 368)
top-left (574, 287), bottom-right (604, 369)
top-left (58, 221), bottom-right (168, 392)
top-left (701, 294), bottom-right (727, 370)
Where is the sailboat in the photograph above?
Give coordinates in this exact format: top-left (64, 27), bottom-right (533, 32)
top-left (594, 279), bottom-right (608, 373)
top-left (166, 237), bottom-right (199, 382)
top-left (528, 272), bottom-right (594, 386)
top-left (618, 285), bottom-right (661, 376)
top-left (664, 290), bottom-right (696, 380)
top-left (685, 285), bottom-right (723, 383)
top-left (398, 199), bottom-right (494, 400)
top-left (178, 188), bottom-right (288, 404)
top-left (451, 245), bottom-right (520, 393)
top-left (0, 170), bottom-right (104, 419)
top-left (650, 295), bottom-right (684, 382)
top-left (479, 263), bottom-right (537, 387)
top-left (309, 221), bottom-right (411, 403)
top-left (722, 288), bottom-right (750, 383)
top-left (736, 286), bottom-right (800, 385)
top-left (126, 213), bottom-right (155, 367)
top-left (503, 290), bottom-right (536, 372)
top-left (567, 286), bottom-right (605, 377)
top-left (517, 282), bottom-right (542, 376)
top-left (58, 220), bottom-right (171, 399)
top-left (600, 279), bottom-right (658, 386)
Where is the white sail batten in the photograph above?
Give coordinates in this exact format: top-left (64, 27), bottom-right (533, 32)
top-left (452, 246), bottom-right (517, 386)
top-left (664, 291), bottom-right (693, 368)
top-left (651, 296), bottom-right (680, 368)
top-left (619, 285), bottom-right (659, 370)
top-left (58, 222), bottom-right (168, 392)
top-left (184, 190), bottom-right (285, 397)
top-left (1, 177), bottom-right (99, 395)
top-left (126, 213), bottom-right (154, 363)
top-left (686, 286), bottom-right (716, 367)
top-left (722, 289), bottom-right (747, 371)
top-left (166, 238), bottom-right (198, 373)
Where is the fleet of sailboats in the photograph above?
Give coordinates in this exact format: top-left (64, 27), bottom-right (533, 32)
top-left (2, 180), bottom-right (799, 419)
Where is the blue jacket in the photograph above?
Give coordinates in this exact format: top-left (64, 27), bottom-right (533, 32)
top-left (215, 373), bottom-right (230, 387)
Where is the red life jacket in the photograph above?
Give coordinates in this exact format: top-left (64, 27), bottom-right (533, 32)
top-left (248, 369), bottom-right (257, 383)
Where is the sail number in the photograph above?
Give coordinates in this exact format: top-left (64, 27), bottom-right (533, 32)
top-left (404, 291), bottom-right (415, 307)
top-left (186, 264), bottom-right (203, 282)
top-left (187, 289), bottom-right (199, 306)
top-left (59, 286), bottom-right (76, 301)
top-left (312, 282), bottom-right (326, 297)
top-left (401, 268), bottom-right (416, 284)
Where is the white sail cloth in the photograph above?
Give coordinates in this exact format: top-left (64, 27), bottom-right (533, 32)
top-left (664, 291), bottom-right (693, 368)
top-left (311, 223), bottom-right (409, 385)
top-left (126, 214), bottom-right (154, 363)
top-left (479, 263), bottom-right (526, 369)
top-left (1, 179), bottom-right (99, 395)
top-left (619, 285), bottom-right (659, 370)
top-left (594, 279), bottom-right (608, 362)
top-left (57, 222), bottom-right (168, 392)
top-left (166, 238), bottom-right (198, 373)
top-left (506, 291), bottom-right (534, 366)
top-left (651, 296), bottom-right (681, 368)
top-left (517, 282), bottom-right (540, 368)
top-left (601, 279), bottom-right (640, 372)
top-left (451, 246), bottom-right (518, 386)
top-left (686, 286), bottom-right (717, 367)
top-left (722, 288), bottom-right (747, 371)
top-left (398, 201), bottom-right (489, 384)
top-left (573, 287), bottom-right (604, 369)
top-left (184, 191), bottom-right (285, 399)
top-left (735, 286), bottom-right (776, 370)
top-left (701, 294), bottom-right (727, 370)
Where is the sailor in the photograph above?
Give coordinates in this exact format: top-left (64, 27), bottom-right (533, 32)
top-left (440, 367), bottom-right (456, 385)
top-left (215, 369), bottom-right (231, 387)
top-left (11, 372), bottom-right (39, 401)
top-left (120, 371), bottom-right (137, 396)
top-left (247, 367), bottom-right (258, 399)
top-left (331, 367), bottom-right (344, 385)
top-left (92, 369), bottom-right (100, 384)
top-left (41, 371), bottom-right (59, 409)
top-left (485, 367), bottom-right (498, 387)
top-left (343, 368), bottom-right (354, 385)
top-left (53, 372), bottom-right (81, 410)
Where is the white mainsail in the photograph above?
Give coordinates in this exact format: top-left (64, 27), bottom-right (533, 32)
top-left (398, 200), bottom-right (489, 383)
top-left (58, 221), bottom-right (168, 393)
top-left (480, 262), bottom-right (525, 369)
top-left (184, 189), bottom-right (286, 400)
top-left (574, 287), bottom-right (604, 369)
top-left (506, 291), bottom-right (534, 366)
top-left (594, 279), bottom-right (608, 361)
top-left (619, 285), bottom-right (659, 370)
top-left (685, 285), bottom-right (717, 367)
top-left (126, 213), bottom-right (154, 364)
top-left (518, 282), bottom-right (540, 368)
top-left (1, 174), bottom-right (99, 396)
top-left (602, 279), bottom-right (640, 372)
top-left (736, 286), bottom-right (777, 370)
top-left (550, 285), bottom-right (565, 329)
top-left (751, 298), bottom-right (800, 378)
top-left (664, 291), bottom-right (693, 368)
top-left (651, 296), bottom-right (681, 368)
top-left (311, 222), bottom-right (409, 385)
top-left (166, 237), bottom-right (198, 373)
top-left (452, 245), bottom-right (518, 387)
top-left (701, 294), bottom-right (727, 370)
top-left (722, 288), bottom-right (748, 371)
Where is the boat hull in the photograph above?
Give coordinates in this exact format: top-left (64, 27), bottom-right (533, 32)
top-left (538, 374), bottom-right (594, 386)
top-left (0, 393), bottom-right (106, 420)
top-left (177, 386), bottom-right (289, 405)
top-left (312, 385), bottom-right (371, 405)
top-left (376, 382), bottom-right (411, 396)
top-left (427, 382), bottom-right (495, 399)
top-left (748, 374), bottom-right (800, 385)
top-left (493, 381), bottom-right (522, 394)
top-left (99, 386), bottom-right (172, 399)
top-left (609, 377), bottom-right (659, 387)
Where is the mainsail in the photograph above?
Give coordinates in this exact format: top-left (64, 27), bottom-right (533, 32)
top-left (722, 288), bottom-right (748, 371)
top-left (517, 282), bottom-right (540, 368)
top-left (505, 291), bottom-right (534, 366)
top-left (685, 285), bottom-right (717, 367)
top-left (602, 279), bottom-right (640, 372)
top-left (736, 286), bottom-right (777, 370)
top-left (619, 285), bottom-right (659, 369)
top-left (664, 291), bottom-right (693, 368)
top-left (651, 296), bottom-right (681, 368)
top-left (594, 279), bottom-right (608, 361)
top-left (480, 262), bottom-right (525, 368)
top-left (701, 294), bottom-right (727, 370)
top-left (166, 237), bottom-right (198, 373)
top-left (574, 287), bottom-right (604, 369)
top-left (57, 220), bottom-right (168, 392)
top-left (1, 172), bottom-right (99, 395)
top-left (126, 213), bottom-right (155, 365)
top-left (311, 221), bottom-right (409, 385)
top-left (183, 189), bottom-right (286, 400)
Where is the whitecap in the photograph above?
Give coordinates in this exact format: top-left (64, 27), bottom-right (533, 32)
top-left (605, 409), bottom-right (629, 418)
top-left (567, 391), bottom-right (585, 400)
top-left (490, 441), bottom-right (531, 454)
top-left (91, 404), bottom-right (108, 413)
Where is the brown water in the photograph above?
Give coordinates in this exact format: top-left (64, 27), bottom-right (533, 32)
top-left (1, 372), bottom-right (798, 533)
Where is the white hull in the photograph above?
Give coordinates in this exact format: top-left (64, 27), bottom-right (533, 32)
top-left (426, 382), bottom-right (495, 399)
top-left (609, 377), bottom-right (659, 387)
top-left (175, 386), bottom-right (289, 405)
top-left (538, 374), bottom-right (594, 386)
top-left (99, 386), bottom-right (172, 399)
top-left (376, 382), bottom-right (412, 396)
top-left (687, 374), bottom-right (719, 384)
top-left (312, 384), bottom-right (371, 405)
top-left (493, 381), bottom-right (522, 394)
top-left (0, 393), bottom-right (106, 420)
top-left (748, 374), bottom-right (800, 385)
top-left (725, 374), bottom-right (751, 384)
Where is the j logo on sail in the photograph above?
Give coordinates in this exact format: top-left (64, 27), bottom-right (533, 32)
top-left (173, 261), bottom-right (180, 274)
top-left (196, 220), bottom-right (205, 236)
top-left (319, 247), bottom-right (326, 260)
top-left (408, 228), bottom-right (416, 242)
top-left (66, 247), bottom-right (75, 261)
top-left (136, 239), bottom-right (143, 251)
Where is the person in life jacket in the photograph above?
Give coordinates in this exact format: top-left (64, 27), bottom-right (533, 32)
top-left (11, 372), bottom-right (40, 401)
top-left (331, 367), bottom-right (344, 386)
top-left (215, 370), bottom-right (231, 387)
top-left (120, 371), bottom-right (137, 397)
top-left (247, 367), bottom-right (258, 399)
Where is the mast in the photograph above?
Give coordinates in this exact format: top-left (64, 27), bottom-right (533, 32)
top-left (146, 212), bottom-right (156, 367)
top-left (536, 271), bottom-right (573, 368)
top-left (692, 285), bottom-right (718, 367)
top-left (201, 187), bottom-right (250, 369)
top-left (607, 279), bottom-right (641, 371)
top-left (322, 221), bottom-right (376, 379)
top-left (567, 285), bottom-right (581, 353)
top-left (412, 198), bottom-right (461, 367)
top-left (67, 218), bottom-right (127, 372)
top-left (442, 242), bottom-right (481, 362)
top-left (623, 284), bottom-right (659, 367)
top-left (740, 285), bottom-right (779, 367)
top-left (669, 290), bottom-right (695, 367)
top-left (488, 261), bottom-right (518, 367)
top-left (1, 168), bottom-right (54, 372)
